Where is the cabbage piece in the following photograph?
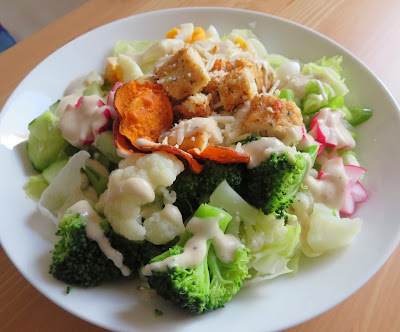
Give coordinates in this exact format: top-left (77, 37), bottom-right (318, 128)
top-left (302, 79), bottom-right (332, 114)
top-left (290, 192), bottom-right (362, 257)
top-left (228, 29), bottom-right (257, 40)
top-left (245, 215), bottom-right (301, 280)
top-left (302, 56), bottom-right (349, 96)
top-left (113, 40), bottom-right (153, 57)
top-left (307, 203), bottom-right (362, 253)
top-left (264, 54), bottom-right (291, 69)
top-left (38, 150), bottom-right (90, 224)
top-left (246, 38), bottom-right (268, 59)
top-left (210, 181), bottom-right (301, 281)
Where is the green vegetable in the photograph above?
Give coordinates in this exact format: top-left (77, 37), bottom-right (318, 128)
top-left (237, 135), bottom-right (261, 145)
top-left (49, 211), bottom-right (170, 287)
top-left (27, 111), bottom-right (69, 171)
top-left (25, 174), bottom-right (49, 201)
top-left (324, 95), bottom-right (344, 110)
top-left (42, 159), bottom-right (69, 184)
top-left (83, 82), bottom-right (104, 97)
top-left (172, 161), bottom-right (246, 221)
top-left (66, 286), bottom-right (72, 294)
top-left (302, 56), bottom-right (349, 96)
top-left (154, 309), bottom-right (163, 317)
top-left (243, 152), bottom-right (309, 217)
top-left (227, 29), bottom-right (256, 40)
top-left (94, 131), bottom-right (122, 164)
top-left (264, 54), bottom-right (291, 69)
top-left (145, 204), bottom-right (250, 314)
top-left (83, 159), bottom-right (110, 195)
top-left (346, 107), bottom-right (373, 126)
top-left (302, 79), bottom-right (331, 114)
top-left (49, 100), bottom-right (60, 114)
top-left (279, 89), bottom-right (295, 101)
top-left (113, 40), bottom-right (153, 57)
top-left (210, 181), bottom-right (301, 279)
top-left (301, 145), bottom-right (319, 165)
top-left (25, 159), bottom-right (69, 201)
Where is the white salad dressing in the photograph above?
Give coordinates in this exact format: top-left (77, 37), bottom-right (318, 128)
top-left (119, 177), bottom-right (155, 203)
top-left (69, 200), bottom-right (131, 277)
top-left (297, 130), bottom-right (320, 150)
top-left (55, 94), bottom-right (82, 118)
top-left (212, 232), bottom-right (243, 263)
top-left (241, 137), bottom-right (296, 168)
top-left (309, 108), bottom-right (355, 150)
top-left (142, 214), bottom-right (243, 276)
top-left (59, 95), bottom-right (109, 147)
top-left (304, 157), bottom-right (348, 210)
top-left (61, 71), bottom-right (104, 105)
top-left (281, 126), bottom-right (303, 146)
top-left (159, 117), bottom-right (223, 147)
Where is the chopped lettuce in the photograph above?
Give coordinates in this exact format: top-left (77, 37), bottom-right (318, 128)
top-left (265, 54), bottom-right (291, 69)
top-left (302, 79), bottom-right (332, 114)
top-left (290, 193), bottom-right (362, 257)
top-left (228, 29), bottom-right (257, 40)
top-left (302, 56), bottom-right (349, 96)
top-left (38, 150), bottom-right (91, 224)
top-left (210, 181), bottom-right (301, 281)
top-left (307, 203), bottom-right (362, 254)
top-left (113, 40), bottom-right (153, 57)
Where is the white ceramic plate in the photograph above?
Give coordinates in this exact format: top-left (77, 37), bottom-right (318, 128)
top-left (1, 7), bottom-right (399, 332)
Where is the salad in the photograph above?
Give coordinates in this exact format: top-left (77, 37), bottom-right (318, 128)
top-left (25, 23), bottom-right (372, 314)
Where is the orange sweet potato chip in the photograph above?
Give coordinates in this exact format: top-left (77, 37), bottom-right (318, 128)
top-left (113, 118), bottom-right (136, 153)
top-left (114, 81), bottom-right (173, 147)
top-left (137, 140), bottom-right (203, 173)
top-left (187, 145), bottom-right (250, 164)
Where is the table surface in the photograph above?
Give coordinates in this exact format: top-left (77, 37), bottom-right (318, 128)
top-left (1, 0), bottom-right (399, 331)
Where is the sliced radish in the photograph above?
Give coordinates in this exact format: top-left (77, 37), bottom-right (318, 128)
top-left (317, 170), bottom-right (326, 180)
top-left (297, 125), bottom-right (323, 154)
top-left (59, 95), bottom-right (111, 147)
top-left (344, 164), bottom-right (366, 182)
top-left (309, 108), bottom-right (355, 151)
top-left (340, 164), bottom-right (368, 215)
top-left (351, 182), bottom-right (368, 202)
top-left (106, 82), bottom-right (123, 119)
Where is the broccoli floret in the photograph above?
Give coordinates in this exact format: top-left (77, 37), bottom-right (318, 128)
top-left (243, 152), bottom-right (308, 217)
top-left (144, 204), bottom-right (250, 314)
top-left (49, 212), bottom-right (169, 287)
top-left (172, 160), bottom-right (246, 221)
top-left (236, 135), bottom-right (261, 144)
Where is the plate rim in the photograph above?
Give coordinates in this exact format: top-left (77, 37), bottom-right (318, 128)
top-left (1, 6), bottom-right (400, 332)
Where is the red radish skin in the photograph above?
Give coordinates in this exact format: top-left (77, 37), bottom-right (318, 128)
top-left (340, 164), bottom-right (368, 215)
top-left (107, 82), bottom-right (123, 119)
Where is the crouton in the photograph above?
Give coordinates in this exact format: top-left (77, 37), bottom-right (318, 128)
top-left (136, 75), bottom-right (158, 85)
top-left (159, 117), bottom-right (223, 151)
top-left (210, 58), bottom-right (233, 72)
top-left (242, 94), bottom-right (303, 144)
top-left (155, 47), bottom-right (210, 100)
top-left (203, 72), bottom-right (225, 108)
top-left (234, 58), bottom-right (275, 93)
top-left (173, 93), bottom-right (212, 119)
top-left (217, 66), bottom-right (258, 111)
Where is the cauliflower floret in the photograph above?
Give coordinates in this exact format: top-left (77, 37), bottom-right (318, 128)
top-left (144, 204), bottom-right (185, 245)
top-left (99, 152), bottom-right (184, 242)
